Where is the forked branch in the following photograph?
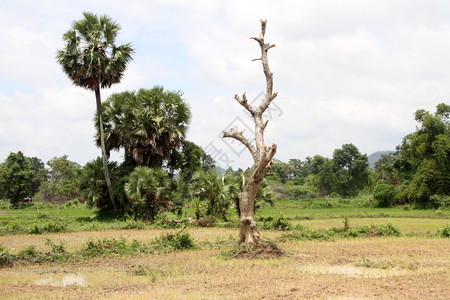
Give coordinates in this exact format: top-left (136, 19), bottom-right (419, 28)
top-left (222, 128), bottom-right (257, 163)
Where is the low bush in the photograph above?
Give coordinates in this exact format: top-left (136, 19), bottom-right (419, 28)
top-left (262, 214), bottom-right (292, 231)
top-left (0, 244), bottom-right (14, 268)
top-left (29, 219), bottom-right (68, 234)
top-left (153, 230), bottom-right (196, 251)
top-left (77, 237), bottom-right (129, 258)
top-left (429, 195), bottom-right (450, 209)
top-left (63, 199), bottom-right (80, 208)
top-left (437, 224), bottom-right (450, 238)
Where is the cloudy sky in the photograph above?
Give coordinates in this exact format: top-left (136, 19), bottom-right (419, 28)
top-left (1, 1), bottom-right (449, 169)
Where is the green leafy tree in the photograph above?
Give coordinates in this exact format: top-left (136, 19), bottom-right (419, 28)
top-left (396, 103), bottom-right (450, 205)
top-left (56, 12), bottom-right (134, 212)
top-left (26, 156), bottom-right (47, 196)
top-left (41, 155), bottom-right (81, 203)
top-left (99, 87), bottom-right (191, 171)
top-left (373, 153), bottom-right (399, 185)
top-left (0, 152), bottom-right (35, 205)
top-left (332, 144), bottom-right (369, 197)
top-left (266, 159), bottom-right (295, 183)
top-left (124, 166), bottom-right (172, 221)
top-left (311, 155), bottom-right (335, 196)
top-left (288, 157), bottom-right (313, 185)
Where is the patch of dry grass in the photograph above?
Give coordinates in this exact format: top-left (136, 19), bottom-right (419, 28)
top-left (0, 228), bottom-right (449, 299)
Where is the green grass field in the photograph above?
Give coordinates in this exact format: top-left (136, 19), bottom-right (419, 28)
top-left (1, 200), bottom-right (448, 236)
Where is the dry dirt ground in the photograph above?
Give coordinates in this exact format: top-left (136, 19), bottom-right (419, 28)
top-left (0, 228), bottom-right (449, 299)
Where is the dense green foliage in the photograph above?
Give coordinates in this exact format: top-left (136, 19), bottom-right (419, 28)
top-left (99, 87), bottom-right (191, 170)
top-left (56, 12), bottom-right (134, 91)
top-left (268, 144), bottom-right (370, 199)
top-left (124, 166), bottom-right (173, 221)
top-left (373, 103), bottom-right (450, 207)
top-left (0, 152), bottom-right (37, 205)
top-left (40, 155), bottom-right (81, 203)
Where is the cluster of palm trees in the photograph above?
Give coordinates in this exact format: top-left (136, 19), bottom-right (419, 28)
top-left (57, 12), bottom-right (273, 221)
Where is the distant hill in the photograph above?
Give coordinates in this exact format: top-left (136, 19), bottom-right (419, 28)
top-left (368, 151), bottom-right (394, 168)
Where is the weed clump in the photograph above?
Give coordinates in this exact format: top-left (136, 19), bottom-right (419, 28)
top-left (0, 244), bottom-right (14, 267)
top-left (437, 224), bottom-right (450, 237)
top-left (29, 218), bottom-right (68, 234)
top-left (261, 214), bottom-right (292, 231)
top-left (78, 237), bottom-right (129, 258)
top-left (152, 230), bottom-right (196, 251)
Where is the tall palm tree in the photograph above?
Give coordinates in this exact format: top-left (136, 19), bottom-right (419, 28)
top-left (99, 87), bottom-right (191, 169)
top-left (56, 12), bottom-right (134, 212)
top-left (124, 166), bottom-right (171, 221)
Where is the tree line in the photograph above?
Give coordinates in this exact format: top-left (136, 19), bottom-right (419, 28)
top-left (265, 103), bottom-right (449, 208)
top-left (1, 102), bottom-right (448, 217)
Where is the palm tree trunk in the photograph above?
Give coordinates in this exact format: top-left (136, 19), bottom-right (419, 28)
top-left (95, 86), bottom-right (118, 212)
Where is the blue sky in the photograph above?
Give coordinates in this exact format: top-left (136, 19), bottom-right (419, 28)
top-left (1, 0), bottom-right (449, 169)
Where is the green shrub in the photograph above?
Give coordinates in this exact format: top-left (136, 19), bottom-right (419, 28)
top-left (429, 195), bottom-right (450, 209)
top-left (36, 212), bottom-right (50, 220)
top-left (44, 239), bottom-right (67, 258)
top-left (5, 221), bottom-right (24, 234)
top-left (263, 214), bottom-right (292, 231)
top-left (153, 230), bottom-right (196, 251)
top-left (29, 219), bottom-right (68, 234)
top-left (373, 182), bottom-right (396, 207)
top-left (17, 245), bottom-right (44, 263)
top-left (437, 224), bottom-right (450, 238)
top-left (63, 200), bottom-right (80, 208)
top-left (0, 244), bottom-right (14, 268)
top-left (78, 237), bottom-right (129, 258)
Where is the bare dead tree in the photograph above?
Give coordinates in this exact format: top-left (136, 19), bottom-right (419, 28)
top-left (222, 19), bottom-right (278, 247)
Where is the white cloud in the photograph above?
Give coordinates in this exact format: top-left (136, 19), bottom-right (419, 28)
top-left (1, 0), bottom-right (449, 169)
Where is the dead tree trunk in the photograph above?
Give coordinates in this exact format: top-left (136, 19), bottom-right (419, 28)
top-left (222, 19), bottom-right (278, 247)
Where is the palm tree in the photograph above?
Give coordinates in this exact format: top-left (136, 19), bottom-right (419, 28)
top-left (99, 87), bottom-right (191, 169)
top-left (124, 166), bottom-right (171, 221)
top-left (56, 12), bottom-right (134, 212)
top-left (190, 170), bottom-right (239, 219)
